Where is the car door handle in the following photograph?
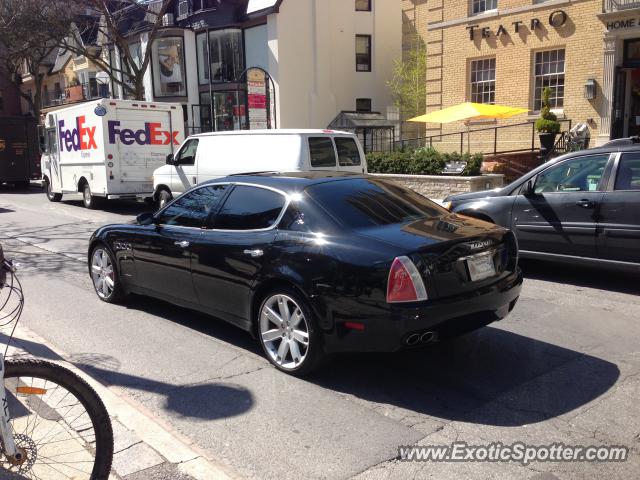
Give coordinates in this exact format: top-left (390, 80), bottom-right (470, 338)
top-left (575, 199), bottom-right (595, 208)
top-left (174, 240), bottom-right (190, 248)
top-left (243, 249), bottom-right (264, 258)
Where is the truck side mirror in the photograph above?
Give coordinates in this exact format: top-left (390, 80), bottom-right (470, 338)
top-left (166, 153), bottom-right (175, 165)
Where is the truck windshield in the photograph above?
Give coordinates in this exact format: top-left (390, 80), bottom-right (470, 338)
top-left (306, 178), bottom-right (446, 229)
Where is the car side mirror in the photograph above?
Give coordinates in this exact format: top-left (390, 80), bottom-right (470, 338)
top-left (136, 212), bottom-right (156, 226)
top-left (166, 153), bottom-right (176, 165)
top-left (523, 179), bottom-right (535, 197)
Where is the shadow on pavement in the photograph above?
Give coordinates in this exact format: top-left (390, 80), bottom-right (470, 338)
top-left (0, 333), bottom-right (254, 422)
top-left (311, 326), bottom-right (620, 427)
top-left (76, 296), bottom-right (619, 429)
top-left (519, 258), bottom-right (640, 295)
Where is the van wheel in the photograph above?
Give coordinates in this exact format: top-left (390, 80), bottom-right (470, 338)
top-left (157, 189), bottom-right (172, 209)
top-left (83, 184), bottom-right (102, 209)
top-left (45, 178), bottom-right (62, 202)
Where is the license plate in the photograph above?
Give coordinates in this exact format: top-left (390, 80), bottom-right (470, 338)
top-left (466, 252), bottom-right (496, 282)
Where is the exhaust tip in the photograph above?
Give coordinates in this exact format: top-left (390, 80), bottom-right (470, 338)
top-left (405, 333), bottom-right (421, 346)
top-left (420, 331), bottom-right (436, 344)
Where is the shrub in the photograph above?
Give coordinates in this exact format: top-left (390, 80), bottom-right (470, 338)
top-left (535, 87), bottom-right (561, 134)
top-left (366, 148), bottom-right (484, 176)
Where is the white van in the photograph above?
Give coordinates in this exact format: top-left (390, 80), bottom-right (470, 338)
top-left (41, 99), bottom-right (184, 209)
top-left (152, 129), bottom-right (367, 206)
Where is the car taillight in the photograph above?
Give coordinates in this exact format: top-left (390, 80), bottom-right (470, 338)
top-left (386, 256), bottom-right (428, 303)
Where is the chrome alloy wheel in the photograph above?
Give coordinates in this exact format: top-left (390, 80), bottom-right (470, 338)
top-left (260, 294), bottom-right (310, 370)
top-left (91, 249), bottom-right (115, 299)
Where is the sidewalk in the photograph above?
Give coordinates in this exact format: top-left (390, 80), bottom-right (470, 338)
top-left (2, 324), bottom-right (236, 480)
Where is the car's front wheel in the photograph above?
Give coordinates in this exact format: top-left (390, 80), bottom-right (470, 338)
top-left (257, 288), bottom-right (324, 376)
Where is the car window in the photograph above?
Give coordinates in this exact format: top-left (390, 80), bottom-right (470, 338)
top-left (175, 139), bottom-right (198, 166)
top-left (307, 178), bottom-right (446, 229)
top-left (335, 137), bottom-right (361, 166)
top-left (213, 185), bottom-right (286, 230)
top-left (308, 137), bottom-right (337, 168)
top-left (615, 154), bottom-right (640, 190)
top-left (157, 185), bottom-right (229, 227)
top-left (534, 154), bottom-right (609, 194)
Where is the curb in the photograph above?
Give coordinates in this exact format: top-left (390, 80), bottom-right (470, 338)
top-left (7, 324), bottom-right (236, 480)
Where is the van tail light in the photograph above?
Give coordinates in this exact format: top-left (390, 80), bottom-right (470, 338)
top-left (386, 256), bottom-right (428, 303)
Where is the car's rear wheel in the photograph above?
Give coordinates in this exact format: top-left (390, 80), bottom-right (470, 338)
top-left (257, 288), bottom-right (324, 376)
top-left (90, 246), bottom-right (124, 303)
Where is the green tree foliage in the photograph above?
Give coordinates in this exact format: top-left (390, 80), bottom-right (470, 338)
top-left (387, 43), bottom-right (427, 122)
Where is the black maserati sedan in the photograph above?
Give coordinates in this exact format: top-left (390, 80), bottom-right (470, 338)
top-left (88, 172), bottom-right (522, 375)
top-left (443, 144), bottom-right (640, 270)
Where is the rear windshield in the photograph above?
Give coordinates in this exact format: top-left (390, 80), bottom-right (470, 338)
top-left (307, 178), bottom-right (446, 229)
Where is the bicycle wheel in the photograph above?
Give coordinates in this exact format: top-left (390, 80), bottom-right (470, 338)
top-left (0, 359), bottom-right (113, 480)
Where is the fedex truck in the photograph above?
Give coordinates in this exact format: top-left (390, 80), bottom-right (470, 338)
top-left (41, 99), bottom-right (184, 209)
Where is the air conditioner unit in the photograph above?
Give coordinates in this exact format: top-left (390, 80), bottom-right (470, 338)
top-left (177, 0), bottom-right (190, 19)
top-left (163, 13), bottom-right (175, 26)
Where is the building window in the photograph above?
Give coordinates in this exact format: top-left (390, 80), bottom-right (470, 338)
top-left (199, 90), bottom-right (247, 132)
top-left (153, 36), bottom-right (186, 97)
top-left (198, 29), bottom-right (244, 85)
top-left (470, 58), bottom-right (496, 104)
top-left (356, 98), bottom-right (372, 112)
top-left (472, 0), bottom-right (497, 14)
top-left (356, 0), bottom-right (371, 11)
top-left (534, 49), bottom-right (565, 111)
top-left (356, 35), bottom-right (372, 72)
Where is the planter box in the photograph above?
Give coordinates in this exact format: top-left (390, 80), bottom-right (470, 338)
top-left (369, 173), bottom-right (504, 200)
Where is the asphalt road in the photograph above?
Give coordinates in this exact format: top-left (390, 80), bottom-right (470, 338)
top-left (1, 184), bottom-right (639, 480)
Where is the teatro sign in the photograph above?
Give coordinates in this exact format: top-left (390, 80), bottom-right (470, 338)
top-left (467, 10), bottom-right (568, 40)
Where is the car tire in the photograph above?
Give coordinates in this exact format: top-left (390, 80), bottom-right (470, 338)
top-left (83, 183), bottom-right (102, 209)
top-left (89, 245), bottom-right (124, 304)
top-left (45, 179), bottom-right (62, 202)
top-left (157, 189), bottom-right (172, 209)
top-left (257, 287), bottom-right (326, 376)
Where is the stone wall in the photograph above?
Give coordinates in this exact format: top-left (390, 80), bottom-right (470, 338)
top-left (370, 174), bottom-right (504, 200)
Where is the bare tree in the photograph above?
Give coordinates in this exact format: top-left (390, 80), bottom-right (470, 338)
top-left (0, 0), bottom-right (74, 120)
top-left (65, 0), bottom-right (173, 100)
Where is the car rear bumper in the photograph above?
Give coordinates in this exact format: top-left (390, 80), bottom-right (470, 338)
top-left (322, 268), bottom-right (523, 353)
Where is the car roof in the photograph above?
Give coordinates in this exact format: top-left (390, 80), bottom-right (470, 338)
top-left (201, 171), bottom-right (367, 190)
top-left (190, 129), bottom-right (355, 138)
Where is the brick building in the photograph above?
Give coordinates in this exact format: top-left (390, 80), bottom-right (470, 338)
top-left (402, 0), bottom-right (640, 152)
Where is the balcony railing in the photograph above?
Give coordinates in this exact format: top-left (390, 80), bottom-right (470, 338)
top-left (42, 81), bottom-right (110, 108)
top-left (604, 0), bottom-right (640, 12)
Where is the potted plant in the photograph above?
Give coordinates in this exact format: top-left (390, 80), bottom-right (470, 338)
top-left (535, 86), bottom-right (561, 154)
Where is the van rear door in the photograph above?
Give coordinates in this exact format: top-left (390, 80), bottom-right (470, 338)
top-left (111, 107), bottom-right (178, 193)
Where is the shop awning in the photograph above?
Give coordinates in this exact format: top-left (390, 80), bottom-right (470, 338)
top-left (328, 111), bottom-right (395, 130)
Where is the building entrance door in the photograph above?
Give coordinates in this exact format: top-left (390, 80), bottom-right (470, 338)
top-left (625, 69), bottom-right (640, 137)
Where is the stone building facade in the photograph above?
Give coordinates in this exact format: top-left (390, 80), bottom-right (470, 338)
top-left (402, 0), bottom-right (640, 152)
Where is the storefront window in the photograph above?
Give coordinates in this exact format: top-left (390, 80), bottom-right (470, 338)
top-left (153, 37), bottom-right (186, 97)
top-left (534, 49), bottom-right (565, 111)
top-left (209, 29), bottom-right (244, 83)
top-left (470, 58), bottom-right (495, 104)
top-left (197, 32), bottom-right (209, 85)
top-left (199, 91), bottom-right (247, 132)
top-left (472, 0), bottom-right (497, 14)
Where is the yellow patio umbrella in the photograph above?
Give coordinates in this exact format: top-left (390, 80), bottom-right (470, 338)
top-left (409, 102), bottom-right (529, 152)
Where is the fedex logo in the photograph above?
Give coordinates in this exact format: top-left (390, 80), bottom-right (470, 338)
top-left (108, 121), bottom-right (180, 146)
top-left (59, 116), bottom-right (97, 152)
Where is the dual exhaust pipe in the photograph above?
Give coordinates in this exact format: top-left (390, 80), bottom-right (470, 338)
top-left (405, 331), bottom-right (437, 346)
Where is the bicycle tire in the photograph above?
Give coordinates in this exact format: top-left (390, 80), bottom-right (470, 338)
top-left (2, 358), bottom-right (113, 480)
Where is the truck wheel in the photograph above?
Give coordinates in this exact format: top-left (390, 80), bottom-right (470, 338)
top-left (83, 184), bottom-right (103, 209)
top-left (157, 189), bottom-right (172, 209)
top-left (45, 179), bottom-right (62, 202)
